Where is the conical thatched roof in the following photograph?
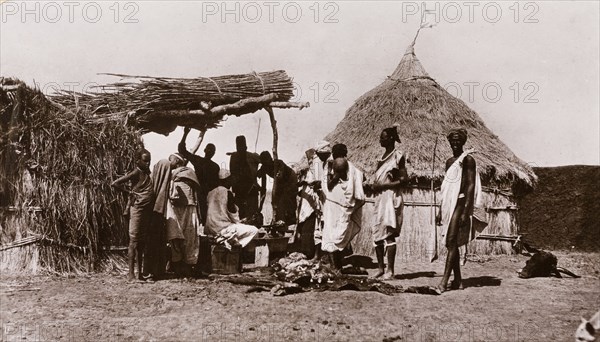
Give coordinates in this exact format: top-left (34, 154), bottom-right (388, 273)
top-left (325, 43), bottom-right (536, 190)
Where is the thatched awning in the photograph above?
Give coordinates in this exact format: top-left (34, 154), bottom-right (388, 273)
top-left (323, 44), bottom-right (537, 190)
top-left (50, 71), bottom-right (309, 135)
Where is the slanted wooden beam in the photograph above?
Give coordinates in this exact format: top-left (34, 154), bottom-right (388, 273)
top-left (265, 106), bottom-right (278, 160)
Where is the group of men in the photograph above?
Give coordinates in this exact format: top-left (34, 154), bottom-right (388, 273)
top-left (296, 127), bottom-right (484, 291)
top-left (114, 126), bottom-right (483, 293)
top-left (298, 138), bottom-right (408, 278)
top-left (112, 128), bottom-right (297, 281)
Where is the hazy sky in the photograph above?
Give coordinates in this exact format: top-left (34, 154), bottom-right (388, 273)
top-left (2, 1), bottom-right (598, 169)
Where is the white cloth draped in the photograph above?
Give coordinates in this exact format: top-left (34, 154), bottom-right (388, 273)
top-left (432, 149), bottom-right (487, 260)
top-left (206, 186), bottom-right (258, 250)
top-left (321, 162), bottom-right (365, 252)
top-left (371, 149), bottom-right (405, 242)
top-left (297, 156), bottom-right (323, 223)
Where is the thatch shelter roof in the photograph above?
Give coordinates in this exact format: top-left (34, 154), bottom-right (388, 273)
top-left (324, 43), bottom-right (537, 190)
top-left (50, 71), bottom-right (308, 135)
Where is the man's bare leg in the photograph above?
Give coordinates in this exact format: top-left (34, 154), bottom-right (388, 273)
top-left (451, 256), bottom-right (464, 289)
top-left (438, 205), bottom-right (463, 292)
top-left (128, 242), bottom-right (136, 281)
top-left (329, 251), bottom-right (342, 273)
top-left (383, 239), bottom-right (396, 280)
top-left (137, 241), bottom-right (144, 280)
top-left (374, 242), bottom-right (385, 278)
top-left (311, 243), bottom-right (322, 262)
top-left (439, 245), bottom-right (458, 292)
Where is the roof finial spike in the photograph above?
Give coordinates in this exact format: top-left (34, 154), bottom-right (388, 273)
top-left (410, 9), bottom-right (436, 48)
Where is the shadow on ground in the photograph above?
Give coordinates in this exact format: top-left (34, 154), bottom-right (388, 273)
top-left (394, 271), bottom-right (437, 280)
top-left (462, 276), bottom-right (502, 288)
top-left (344, 255), bottom-right (378, 269)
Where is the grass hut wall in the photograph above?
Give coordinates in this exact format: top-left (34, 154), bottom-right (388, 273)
top-left (1, 79), bottom-right (141, 274)
top-left (324, 44), bottom-right (537, 260)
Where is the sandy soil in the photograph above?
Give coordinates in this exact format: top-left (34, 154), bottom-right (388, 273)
top-left (1, 251), bottom-right (599, 342)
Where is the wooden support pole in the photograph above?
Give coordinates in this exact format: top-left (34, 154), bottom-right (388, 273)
top-left (265, 106), bottom-right (279, 223)
top-left (265, 106), bottom-right (278, 160)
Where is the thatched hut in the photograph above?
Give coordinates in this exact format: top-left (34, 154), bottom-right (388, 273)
top-left (1, 78), bottom-right (140, 274)
top-left (323, 43), bottom-right (537, 260)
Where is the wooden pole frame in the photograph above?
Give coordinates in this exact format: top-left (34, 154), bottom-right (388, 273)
top-left (265, 106), bottom-right (279, 223)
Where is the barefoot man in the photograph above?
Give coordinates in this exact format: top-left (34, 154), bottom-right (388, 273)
top-left (364, 126), bottom-right (408, 280)
top-left (321, 157), bottom-right (365, 271)
top-left (436, 128), bottom-right (485, 292)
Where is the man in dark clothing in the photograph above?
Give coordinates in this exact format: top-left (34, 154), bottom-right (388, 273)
top-left (179, 127), bottom-right (220, 224)
top-left (229, 135), bottom-right (260, 219)
top-left (257, 151), bottom-right (298, 225)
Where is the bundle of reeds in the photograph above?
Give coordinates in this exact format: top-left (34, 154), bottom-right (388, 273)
top-left (51, 70), bottom-right (296, 135)
top-left (1, 78), bottom-right (141, 274)
top-left (54, 70), bottom-right (294, 111)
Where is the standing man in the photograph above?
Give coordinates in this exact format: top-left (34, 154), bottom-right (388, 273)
top-left (311, 141), bottom-right (332, 261)
top-left (179, 127), bottom-right (220, 225)
top-left (436, 128), bottom-right (484, 293)
top-left (144, 156), bottom-right (178, 281)
top-left (257, 151), bottom-right (298, 226)
top-left (111, 149), bottom-right (155, 282)
top-left (321, 157), bottom-right (365, 271)
top-left (229, 135), bottom-right (260, 219)
top-left (296, 148), bottom-right (321, 258)
top-left (364, 127), bottom-right (408, 280)
top-left (165, 153), bottom-right (201, 277)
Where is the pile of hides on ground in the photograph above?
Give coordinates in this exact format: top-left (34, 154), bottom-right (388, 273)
top-left (221, 253), bottom-right (440, 296)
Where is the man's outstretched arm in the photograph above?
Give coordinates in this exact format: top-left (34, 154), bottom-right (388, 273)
top-left (178, 127), bottom-right (204, 163)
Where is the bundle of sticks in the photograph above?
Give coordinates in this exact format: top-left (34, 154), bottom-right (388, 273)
top-left (50, 70), bottom-right (302, 134)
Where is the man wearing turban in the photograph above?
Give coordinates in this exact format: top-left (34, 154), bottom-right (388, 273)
top-left (436, 128), bottom-right (486, 293)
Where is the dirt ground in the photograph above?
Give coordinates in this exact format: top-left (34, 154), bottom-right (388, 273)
top-left (1, 251), bottom-right (599, 342)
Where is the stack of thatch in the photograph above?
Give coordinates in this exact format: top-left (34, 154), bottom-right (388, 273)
top-left (0, 78), bottom-right (141, 274)
top-left (51, 70), bottom-right (297, 135)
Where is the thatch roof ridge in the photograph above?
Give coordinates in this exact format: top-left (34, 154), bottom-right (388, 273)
top-left (390, 44), bottom-right (433, 82)
top-left (323, 46), bottom-right (536, 190)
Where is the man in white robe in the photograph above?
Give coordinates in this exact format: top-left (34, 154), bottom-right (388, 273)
top-left (321, 158), bottom-right (365, 270)
top-left (435, 128), bottom-right (487, 293)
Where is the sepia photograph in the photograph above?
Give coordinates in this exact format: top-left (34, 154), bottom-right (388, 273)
top-left (1, 1), bottom-right (599, 341)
